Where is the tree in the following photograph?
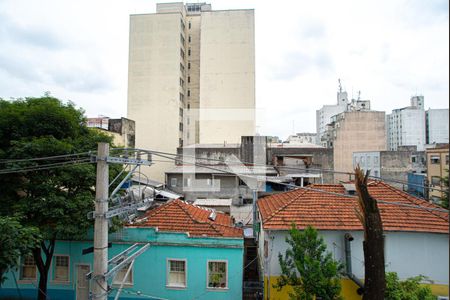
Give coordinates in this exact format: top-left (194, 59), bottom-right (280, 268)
top-left (0, 96), bottom-right (121, 300)
top-left (0, 217), bottom-right (40, 285)
top-left (274, 224), bottom-right (343, 300)
top-left (385, 272), bottom-right (435, 300)
top-left (354, 166), bottom-right (386, 299)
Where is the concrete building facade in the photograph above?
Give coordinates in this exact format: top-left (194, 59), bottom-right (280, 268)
top-left (127, 2), bottom-right (255, 181)
top-left (353, 146), bottom-right (426, 190)
top-left (426, 145), bottom-right (449, 204)
top-left (426, 108), bottom-right (449, 144)
top-left (327, 111), bottom-right (387, 182)
top-left (386, 96), bottom-right (426, 151)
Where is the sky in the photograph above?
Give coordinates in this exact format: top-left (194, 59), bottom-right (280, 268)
top-left (0, 0), bottom-right (448, 140)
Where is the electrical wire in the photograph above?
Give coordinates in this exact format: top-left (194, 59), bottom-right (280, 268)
top-left (147, 151), bottom-right (449, 214)
top-left (0, 152), bottom-right (92, 163)
top-left (0, 159), bottom-right (93, 174)
top-left (111, 147), bottom-right (447, 194)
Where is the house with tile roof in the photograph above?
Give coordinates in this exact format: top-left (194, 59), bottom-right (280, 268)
top-left (0, 200), bottom-right (244, 300)
top-left (256, 181), bottom-right (449, 300)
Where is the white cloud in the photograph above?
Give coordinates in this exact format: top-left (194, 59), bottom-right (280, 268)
top-left (0, 0), bottom-right (448, 141)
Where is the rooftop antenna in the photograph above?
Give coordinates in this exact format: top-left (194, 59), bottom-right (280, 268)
top-left (338, 78), bottom-right (342, 93)
top-left (357, 90), bottom-right (361, 101)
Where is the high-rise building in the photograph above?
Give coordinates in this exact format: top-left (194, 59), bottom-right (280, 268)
top-left (316, 81), bottom-right (371, 146)
top-left (386, 96), bottom-right (448, 151)
top-left (426, 108), bottom-right (449, 144)
top-left (127, 2), bottom-right (255, 181)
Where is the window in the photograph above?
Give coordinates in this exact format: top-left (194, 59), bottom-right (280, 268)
top-left (179, 122), bottom-right (183, 131)
top-left (188, 48), bottom-right (191, 56)
top-left (431, 176), bottom-right (441, 186)
top-left (188, 35), bottom-right (191, 43)
top-left (53, 255), bottom-right (69, 282)
top-left (431, 196), bottom-right (441, 204)
top-left (207, 261), bottom-right (227, 289)
top-left (430, 155), bottom-right (440, 164)
top-left (167, 260), bottom-right (186, 288)
top-left (187, 76), bottom-right (190, 83)
top-left (446, 155), bottom-right (449, 165)
top-left (179, 108), bottom-right (183, 117)
top-left (188, 62), bottom-right (191, 69)
top-left (187, 90), bottom-right (191, 97)
top-left (20, 256), bottom-right (37, 280)
top-left (113, 263), bottom-right (133, 286)
top-left (411, 156), bottom-right (416, 163)
top-left (171, 178), bottom-right (177, 187)
top-left (180, 49), bottom-right (185, 59)
top-left (188, 22), bottom-right (191, 29)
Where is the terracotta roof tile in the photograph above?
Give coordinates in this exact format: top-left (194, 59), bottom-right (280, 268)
top-left (131, 199), bottom-right (243, 238)
top-left (257, 181), bottom-right (449, 234)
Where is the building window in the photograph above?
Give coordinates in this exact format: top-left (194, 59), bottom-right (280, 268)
top-left (187, 76), bottom-right (190, 83)
top-left (171, 178), bottom-right (178, 187)
top-left (188, 48), bottom-right (191, 56)
top-left (167, 260), bottom-right (186, 288)
top-left (188, 21), bottom-right (191, 29)
top-left (179, 93), bottom-right (184, 103)
top-left (411, 156), bottom-right (416, 163)
top-left (20, 256), bottom-right (37, 281)
top-left (179, 122), bottom-right (183, 131)
top-left (430, 155), bottom-right (440, 164)
top-left (188, 62), bottom-right (191, 69)
top-left (180, 108), bottom-right (183, 117)
top-left (187, 103), bottom-right (190, 109)
top-left (431, 176), bottom-right (441, 186)
top-left (53, 255), bottom-right (69, 282)
top-left (184, 177), bottom-right (191, 187)
top-left (187, 90), bottom-right (191, 97)
top-left (188, 35), bottom-right (191, 43)
top-left (446, 155), bottom-right (449, 165)
top-left (207, 261), bottom-right (227, 289)
top-left (113, 263), bottom-right (133, 286)
top-left (180, 49), bottom-right (185, 59)
top-left (431, 196), bottom-right (441, 204)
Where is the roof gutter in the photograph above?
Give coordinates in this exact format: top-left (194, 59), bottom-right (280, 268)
top-left (344, 233), bottom-right (364, 295)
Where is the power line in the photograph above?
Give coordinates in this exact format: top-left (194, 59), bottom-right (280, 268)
top-left (147, 151), bottom-right (449, 214)
top-left (112, 147), bottom-right (446, 194)
top-left (0, 159), bottom-right (92, 174)
top-left (0, 152), bottom-right (92, 164)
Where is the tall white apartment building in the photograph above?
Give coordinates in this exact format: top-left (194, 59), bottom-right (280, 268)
top-left (316, 85), bottom-right (348, 146)
top-left (386, 96), bottom-right (426, 151)
top-left (316, 81), bottom-right (371, 146)
top-left (426, 108), bottom-right (449, 144)
top-left (127, 2), bottom-right (255, 181)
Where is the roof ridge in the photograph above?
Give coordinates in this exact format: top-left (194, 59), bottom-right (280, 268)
top-left (176, 200), bottom-right (226, 236)
top-left (376, 182), bottom-right (449, 221)
top-left (263, 189), bottom-right (309, 224)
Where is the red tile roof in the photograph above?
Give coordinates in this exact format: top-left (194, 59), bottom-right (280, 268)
top-left (131, 199), bottom-right (243, 238)
top-left (257, 181), bottom-right (449, 234)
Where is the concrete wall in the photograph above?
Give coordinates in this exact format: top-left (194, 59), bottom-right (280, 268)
top-left (260, 229), bottom-right (449, 299)
top-left (269, 147), bottom-right (334, 183)
top-left (199, 10), bottom-right (255, 143)
top-left (334, 111), bottom-right (386, 182)
top-left (127, 12), bottom-right (184, 181)
top-left (427, 109), bottom-right (449, 144)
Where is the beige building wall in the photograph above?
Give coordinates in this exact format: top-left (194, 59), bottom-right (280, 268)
top-left (199, 10), bottom-right (255, 144)
top-left (426, 147), bottom-right (449, 201)
top-left (128, 12), bottom-right (186, 182)
top-left (333, 111), bottom-right (387, 182)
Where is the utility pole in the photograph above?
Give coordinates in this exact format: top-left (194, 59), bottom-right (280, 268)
top-left (354, 166), bottom-right (386, 299)
top-left (93, 143), bottom-right (109, 300)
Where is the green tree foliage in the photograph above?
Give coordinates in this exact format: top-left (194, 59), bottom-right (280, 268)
top-left (0, 217), bottom-right (40, 284)
top-left (0, 96), bottom-right (121, 299)
top-left (385, 272), bottom-right (436, 300)
top-left (274, 224), bottom-right (343, 300)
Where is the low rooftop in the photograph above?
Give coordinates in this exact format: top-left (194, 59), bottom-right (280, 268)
top-left (132, 199), bottom-right (242, 238)
top-left (258, 181), bottom-right (448, 234)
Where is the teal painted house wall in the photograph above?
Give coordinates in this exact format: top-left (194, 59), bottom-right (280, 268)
top-left (0, 227), bottom-right (244, 300)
